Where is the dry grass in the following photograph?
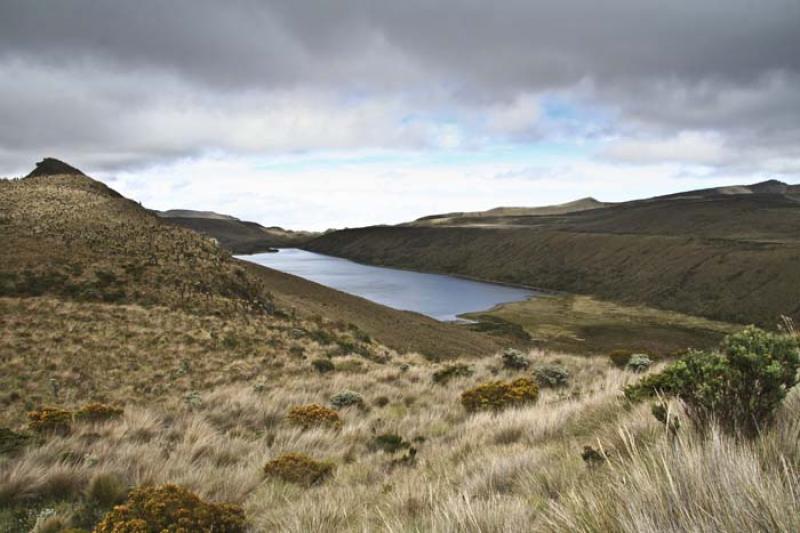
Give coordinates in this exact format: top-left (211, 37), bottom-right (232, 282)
top-left (0, 349), bottom-right (648, 531)
top-left (2, 334), bottom-right (798, 531)
top-left (0, 296), bottom-right (386, 426)
top-left (544, 393), bottom-right (800, 533)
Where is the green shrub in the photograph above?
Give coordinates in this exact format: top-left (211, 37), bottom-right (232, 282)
top-left (626, 354), bottom-right (653, 373)
top-left (370, 433), bottom-right (412, 454)
top-left (330, 390), bottom-right (364, 410)
top-left (533, 364), bottom-right (570, 388)
top-left (0, 427), bottom-right (30, 455)
top-left (86, 471), bottom-right (129, 508)
top-left (263, 452), bottom-right (335, 486)
top-left (311, 358), bottom-right (335, 374)
top-left (625, 326), bottom-right (800, 437)
top-left (432, 363), bottom-right (473, 385)
top-left (28, 407), bottom-right (72, 435)
top-left (608, 349), bottom-right (633, 368)
top-left (581, 445), bottom-right (606, 467)
top-left (461, 378), bottom-right (539, 412)
top-left (373, 395), bottom-right (390, 408)
top-left (501, 348), bottom-right (530, 370)
top-left (74, 403), bottom-right (124, 423)
top-left (287, 404), bottom-right (342, 429)
top-left (94, 484), bottom-right (245, 532)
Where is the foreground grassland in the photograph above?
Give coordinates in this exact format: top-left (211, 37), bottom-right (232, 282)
top-left (2, 343), bottom-right (799, 532)
top-left (465, 294), bottom-right (738, 356)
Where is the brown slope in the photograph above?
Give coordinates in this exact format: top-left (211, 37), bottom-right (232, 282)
top-left (157, 209), bottom-right (317, 253)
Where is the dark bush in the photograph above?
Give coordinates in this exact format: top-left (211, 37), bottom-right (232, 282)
top-left (501, 348), bottom-right (530, 370)
top-left (625, 326), bottom-right (800, 437)
top-left (532, 364), bottom-right (570, 388)
top-left (626, 354), bottom-right (653, 373)
top-left (0, 427), bottom-right (30, 455)
top-left (311, 358), bottom-right (335, 374)
top-left (330, 390), bottom-right (365, 409)
top-left (370, 433), bottom-right (412, 454)
top-left (608, 349), bottom-right (633, 368)
top-left (432, 363), bottom-right (473, 385)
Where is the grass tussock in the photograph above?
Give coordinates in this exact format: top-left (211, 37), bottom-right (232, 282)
top-left (544, 395), bottom-right (800, 533)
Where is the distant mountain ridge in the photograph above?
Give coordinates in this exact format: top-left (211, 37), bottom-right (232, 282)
top-left (412, 197), bottom-right (611, 225)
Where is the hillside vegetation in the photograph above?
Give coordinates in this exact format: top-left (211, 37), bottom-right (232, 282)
top-left (307, 181), bottom-right (800, 327)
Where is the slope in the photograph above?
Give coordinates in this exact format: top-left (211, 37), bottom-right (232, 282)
top-left (157, 209), bottom-right (318, 253)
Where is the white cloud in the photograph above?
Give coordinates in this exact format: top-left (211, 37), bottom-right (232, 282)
top-left (601, 131), bottom-right (728, 165)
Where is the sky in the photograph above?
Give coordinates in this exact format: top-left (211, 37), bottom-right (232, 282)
top-left (1, 1), bottom-right (799, 230)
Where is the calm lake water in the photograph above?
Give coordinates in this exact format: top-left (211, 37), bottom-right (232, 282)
top-left (239, 248), bottom-right (535, 321)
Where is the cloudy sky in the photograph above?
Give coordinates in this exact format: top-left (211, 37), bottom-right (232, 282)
top-left (1, 1), bottom-right (799, 229)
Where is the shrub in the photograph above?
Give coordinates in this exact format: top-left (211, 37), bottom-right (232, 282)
top-left (74, 403), bottom-right (124, 423)
top-left (94, 484), bottom-right (245, 532)
top-left (86, 471), bottom-right (129, 508)
top-left (461, 378), bottom-right (539, 412)
top-left (373, 395), bottom-right (390, 408)
top-left (28, 407), bottom-right (72, 435)
top-left (287, 404), bottom-right (342, 429)
top-left (502, 348), bottom-right (530, 370)
top-left (0, 427), bottom-right (30, 455)
top-left (581, 445), bottom-right (606, 467)
top-left (608, 349), bottom-right (633, 368)
top-left (263, 453), bottom-right (335, 486)
top-left (626, 354), bottom-right (653, 373)
top-left (625, 326), bottom-right (800, 437)
top-left (330, 390), bottom-right (364, 410)
top-left (533, 364), bottom-right (570, 388)
top-left (432, 363), bottom-right (473, 385)
top-left (370, 433), bottom-right (412, 454)
top-left (311, 358), bottom-right (335, 373)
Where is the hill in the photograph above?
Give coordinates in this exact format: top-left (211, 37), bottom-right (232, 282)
top-left (411, 197), bottom-right (612, 225)
top-left (156, 209), bottom-right (318, 253)
top-left (307, 179), bottom-right (800, 327)
top-left (1, 159), bottom-right (502, 357)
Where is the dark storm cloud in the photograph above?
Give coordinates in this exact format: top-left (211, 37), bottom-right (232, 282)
top-left (0, 0), bottom-right (798, 173)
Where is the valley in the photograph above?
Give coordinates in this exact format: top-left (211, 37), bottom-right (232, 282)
top-left (306, 181), bottom-right (800, 329)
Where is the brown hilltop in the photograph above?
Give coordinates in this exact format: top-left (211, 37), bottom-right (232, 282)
top-left (25, 157), bottom-right (87, 178)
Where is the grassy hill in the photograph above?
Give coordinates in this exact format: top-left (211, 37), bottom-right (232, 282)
top-left (307, 181), bottom-right (800, 328)
top-left (157, 209), bottom-right (318, 253)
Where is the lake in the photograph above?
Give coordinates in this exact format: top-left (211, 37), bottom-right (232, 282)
top-left (239, 248), bottom-right (536, 321)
